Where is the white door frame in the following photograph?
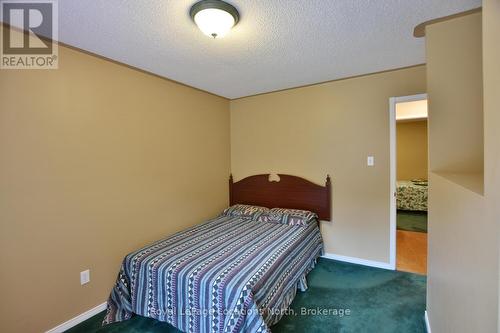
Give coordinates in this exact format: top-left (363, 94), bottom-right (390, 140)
top-left (388, 93), bottom-right (428, 270)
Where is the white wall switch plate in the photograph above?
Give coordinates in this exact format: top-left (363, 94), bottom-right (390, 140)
top-left (80, 269), bottom-right (90, 285)
top-left (367, 156), bottom-right (374, 166)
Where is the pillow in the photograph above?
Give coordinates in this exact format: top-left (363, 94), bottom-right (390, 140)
top-left (257, 208), bottom-right (318, 227)
top-left (221, 204), bottom-right (270, 220)
top-left (411, 179), bottom-right (428, 186)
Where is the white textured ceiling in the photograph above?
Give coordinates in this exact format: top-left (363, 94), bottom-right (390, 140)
top-left (57, 0), bottom-right (481, 99)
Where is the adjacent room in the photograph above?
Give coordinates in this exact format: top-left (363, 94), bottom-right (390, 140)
top-left (1, 1), bottom-right (499, 333)
top-left (395, 98), bottom-right (428, 275)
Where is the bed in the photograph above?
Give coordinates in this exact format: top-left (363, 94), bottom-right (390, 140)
top-left (397, 180), bottom-right (428, 211)
top-left (103, 174), bottom-right (331, 333)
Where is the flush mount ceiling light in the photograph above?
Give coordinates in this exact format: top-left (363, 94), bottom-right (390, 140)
top-left (190, 0), bottom-right (239, 39)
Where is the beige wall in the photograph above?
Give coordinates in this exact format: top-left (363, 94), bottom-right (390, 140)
top-left (396, 120), bottom-right (428, 180)
top-left (425, 12), bottom-right (499, 332)
top-left (0, 40), bottom-right (230, 332)
top-left (230, 66), bottom-right (426, 263)
top-left (426, 12), bottom-right (484, 179)
top-left (483, 0), bottom-right (500, 329)
top-left (427, 173), bottom-right (495, 332)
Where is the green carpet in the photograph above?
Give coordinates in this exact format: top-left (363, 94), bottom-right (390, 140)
top-left (66, 259), bottom-right (426, 333)
top-left (397, 210), bottom-right (428, 233)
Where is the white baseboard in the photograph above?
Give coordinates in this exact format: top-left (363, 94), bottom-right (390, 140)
top-left (45, 302), bottom-right (107, 333)
top-left (322, 252), bottom-right (394, 270)
top-left (425, 310), bottom-right (431, 333)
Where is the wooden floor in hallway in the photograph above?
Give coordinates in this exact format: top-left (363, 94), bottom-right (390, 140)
top-left (397, 230), bottom-right (427, 275)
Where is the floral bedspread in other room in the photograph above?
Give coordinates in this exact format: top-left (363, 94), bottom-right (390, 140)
top-left (397, 180), bottom-right (428, 211)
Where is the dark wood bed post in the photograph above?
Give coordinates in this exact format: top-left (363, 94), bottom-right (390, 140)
top-left (229, 174), bottom-right (233, 205)
top-left (326, 175), bottom-right (331, 221)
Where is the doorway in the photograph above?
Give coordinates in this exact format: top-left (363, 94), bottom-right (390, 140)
top-left (389, 94), bottom-right (428, 274)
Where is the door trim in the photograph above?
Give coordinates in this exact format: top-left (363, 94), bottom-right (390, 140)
top-left (389, 93), bottom-right (428, 269)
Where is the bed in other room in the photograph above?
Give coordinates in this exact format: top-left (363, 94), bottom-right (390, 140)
top-left (397, 179), bottom-right (428, 211)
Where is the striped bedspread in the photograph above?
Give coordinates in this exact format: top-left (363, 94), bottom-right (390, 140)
top-left (103, 214), bottom-right (323, 333)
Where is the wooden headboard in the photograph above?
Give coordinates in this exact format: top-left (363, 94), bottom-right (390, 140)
top-left (229, 174), bottom-right (331, 221)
